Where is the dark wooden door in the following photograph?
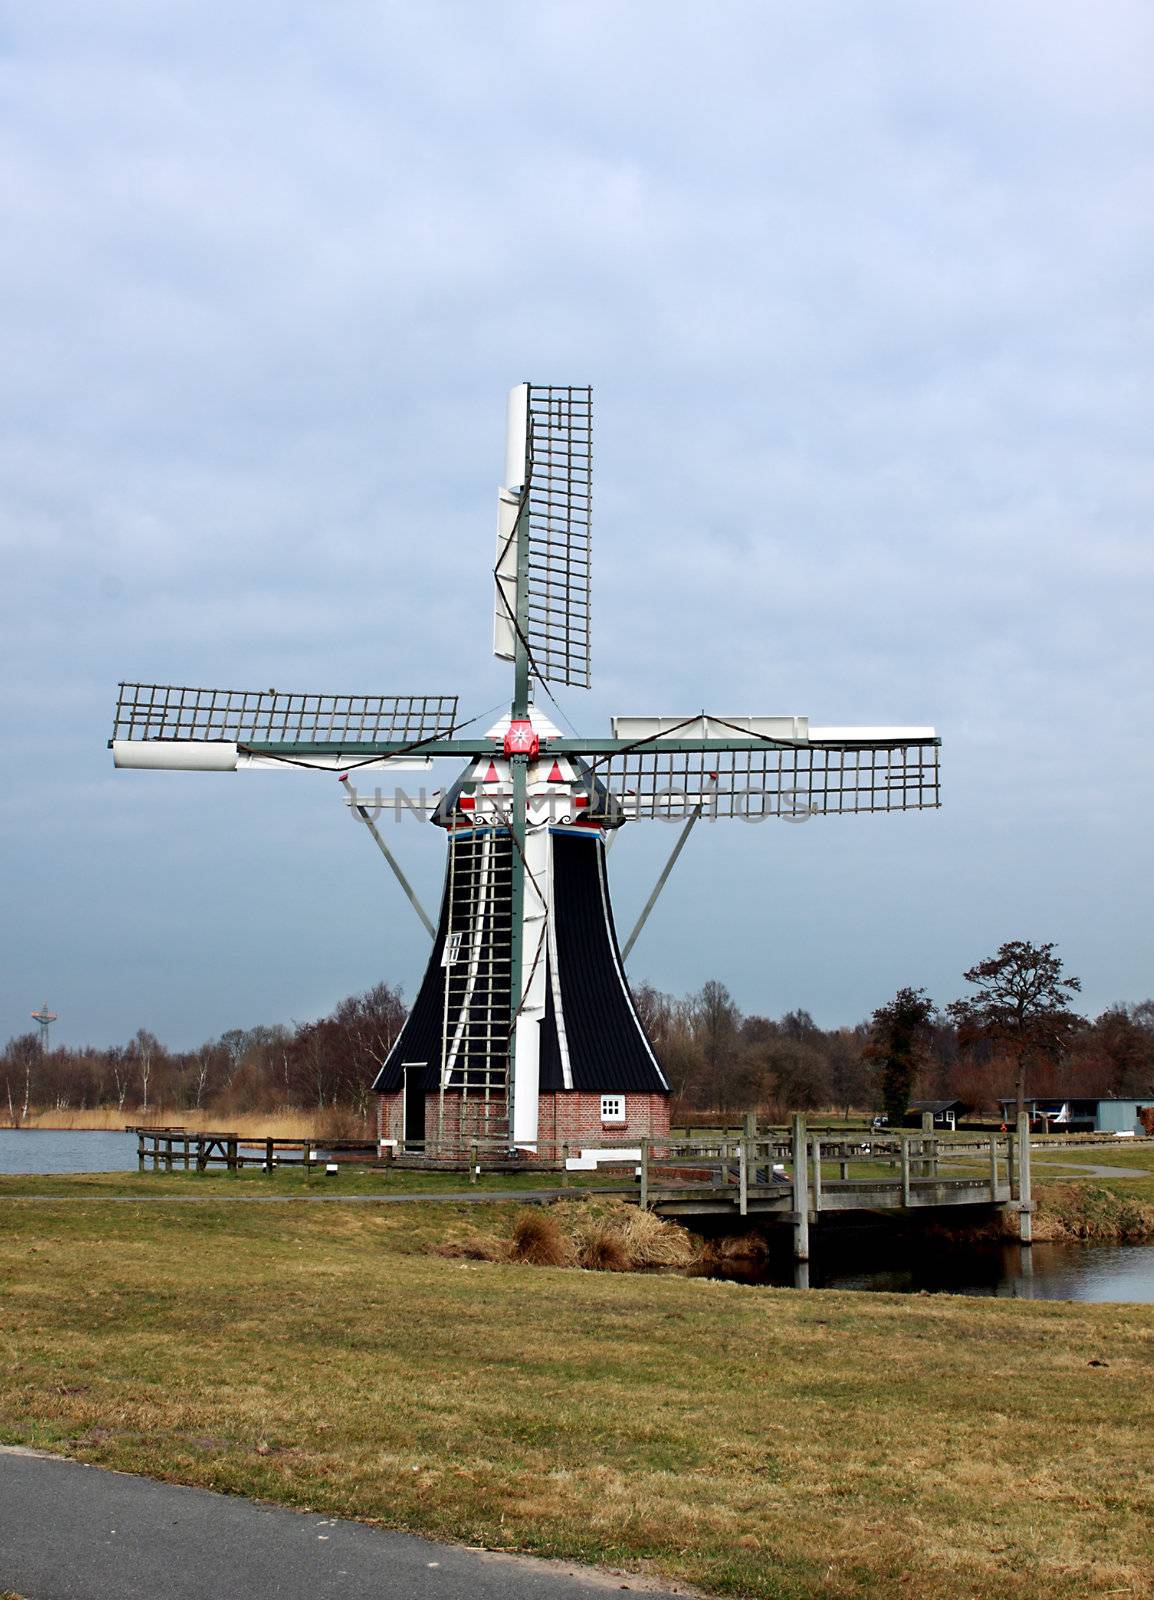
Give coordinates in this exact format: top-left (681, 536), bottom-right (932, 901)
top-left (403, 1065), bottom-right (426, 1150)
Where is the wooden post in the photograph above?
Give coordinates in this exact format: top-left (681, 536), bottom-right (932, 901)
top-left (791, 1114), bottom-right (809, 1261)
top-left (839, 1157), bottom-right (848, 1181)
top-left (182, 1134), bottom-right (190, 1171)
top-left (989, 1134), bottom-right (999, 1199)
top-left (810, 1134), bottom-right (822, 1220)
top-left (469, 1140), bottom-right (478, 1185)
top-left (901, 1135), bottom-right (911, 1207)
top-left (164, 1136), bottom-right (173, 1173)
top-left (265, 1137), bottom-right (274, 1173)
top-left (561, 1142), bottom-right (570, 1187)
top-left (227, 1137), bottom-right (238, 1173)
top-left (1017, 1112), bottom-right (1033, 1244)
top-left (743, 1109), bottom-right (757, 1140)
top-left (921, 1111), bottom-right (936, 1179)
top-left (1008, 1128), bottom-right (1017, 1198)
top-left (639, 1137), bottom-right (649, 1211)
top-left (137, 1130), bottom-right (145, 1173)
top-left (738, 1138), bottom-right (748, 1216)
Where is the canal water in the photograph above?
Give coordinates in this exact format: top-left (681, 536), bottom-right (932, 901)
top-left (711, 1237), bottom-right (1154, 1302)
top-left (3, 1130), bottom-right (1153, 1303)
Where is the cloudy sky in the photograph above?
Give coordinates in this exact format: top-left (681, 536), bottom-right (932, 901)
top-left (2, 1), bottom-right (1151, 1049)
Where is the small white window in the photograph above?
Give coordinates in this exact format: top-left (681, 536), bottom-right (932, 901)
top-left (441, 931), bottom-right (464, 967)
top-left (600, 1094), bottom-right (625, 1123)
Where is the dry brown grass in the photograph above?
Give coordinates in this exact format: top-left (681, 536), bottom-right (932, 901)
top-left (429, 1200), bottom-right (701, 1275)
top-left (701, 1230), bottom-right (770, 1269)
top-left (574, 1219), bottom-right (631, 1272)
top-left (508, 1209), bottom-right (573, 1267)
top-left (12, 1106), bottom-right (366, 1139)
top-left (618, 1208), bottom-right (699, 1268)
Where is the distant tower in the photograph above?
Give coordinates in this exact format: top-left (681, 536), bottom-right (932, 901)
top-left (30, 1001), bottom-right (58, 1053)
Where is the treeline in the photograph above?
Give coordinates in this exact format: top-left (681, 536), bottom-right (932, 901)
top-left (5, 951), bottom-right (1153, 1126)
top-left (636, 980), bottom-right (1154, 1119)
top-left (1, 984), bottom-right (406, 1128)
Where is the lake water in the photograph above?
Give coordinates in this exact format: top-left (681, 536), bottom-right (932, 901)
top-left (3, 1130), bottom-right (1153, 1303)
top-left (0, 1128), bottom-right (138, 1174)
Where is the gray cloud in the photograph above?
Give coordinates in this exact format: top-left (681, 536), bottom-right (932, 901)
top-left (2, 1), bottom-right (1151, 1046)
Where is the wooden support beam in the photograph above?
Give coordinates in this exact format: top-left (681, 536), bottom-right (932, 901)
top-left (1017, 1112), bottom-right (1033, 1244)
top-left (791, 1114), bottom-right (809, 1261)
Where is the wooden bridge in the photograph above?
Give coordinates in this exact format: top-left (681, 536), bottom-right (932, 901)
top-left (638, 1113), bottom-right (1037, 1259)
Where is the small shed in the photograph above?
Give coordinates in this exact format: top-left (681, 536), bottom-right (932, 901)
top-left (1095, 1099), bottom-right (1153, 1135)
top-left (905, 1098), bottom-right (965, 1130)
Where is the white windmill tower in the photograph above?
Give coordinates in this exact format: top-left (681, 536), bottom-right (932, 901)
top-left (111, 384), bottom-right (941, 1157)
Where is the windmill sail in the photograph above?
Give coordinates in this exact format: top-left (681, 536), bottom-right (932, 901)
top-left (493, 383), bottom-right (592, 690)
top-left (598, 715), bottom-right (940, 819)
top-left (111, 683), bottom-right (458, 770)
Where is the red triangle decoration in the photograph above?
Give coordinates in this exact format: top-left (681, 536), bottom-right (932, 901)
top-left (547, 760), bottom-right (564, 783)
top-left (483, 761), bottom-right (499, 783)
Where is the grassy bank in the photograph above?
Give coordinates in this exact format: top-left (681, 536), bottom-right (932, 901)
top-left (2, 1182), bottom-right (1152, 1599)
top-left (1028, 1145), bottom-right (1154, 1241)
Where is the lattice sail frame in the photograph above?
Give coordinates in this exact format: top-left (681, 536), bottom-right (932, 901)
top-left (113, 683), bottom-right (459, 745)
top-left (523, 384), bottom-right (592, 690)
top-left (589, 739), bottom-right (941, 820)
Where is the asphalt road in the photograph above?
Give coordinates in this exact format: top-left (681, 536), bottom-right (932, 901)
top-left (0, 1449), bottom-right (693, 1599)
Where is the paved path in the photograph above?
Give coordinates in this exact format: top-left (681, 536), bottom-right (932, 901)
top-left (1029, 1158), bottom-right (1153, 1180)
top-left (0, 1449), bottom-right (694, 1599)
top-left (0, 1188), bottom-right (628, 1205)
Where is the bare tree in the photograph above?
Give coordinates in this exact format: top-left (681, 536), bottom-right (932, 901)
top-left (948, 941), bottom-right (1083, 1119)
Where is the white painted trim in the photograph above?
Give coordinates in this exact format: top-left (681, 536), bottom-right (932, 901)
top-left (808, 726), bottom-right (936, 742)
top-left (113, 740), bottom-right (435, 774)
top-left (565, 1147), bottom-right (641, 1171)
top-left (504, 383), bottom-right (529, 493)
top-left (546, 832), bottom-right (573, 1090)
top-left (511, 823), bottom-right (550, 1149)
top-left (112, 740), bottom-right (237, 771)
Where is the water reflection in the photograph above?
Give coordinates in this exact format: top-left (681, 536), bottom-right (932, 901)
top-left (702, 1232), bottom-right (1154, 1304)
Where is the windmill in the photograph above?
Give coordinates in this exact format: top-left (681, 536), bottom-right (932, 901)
top-left (111, 384), bottom-right (941, 1156)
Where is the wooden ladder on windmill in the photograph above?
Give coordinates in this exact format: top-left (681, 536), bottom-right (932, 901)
top-left (439, 827), bottom-right (513, 1147)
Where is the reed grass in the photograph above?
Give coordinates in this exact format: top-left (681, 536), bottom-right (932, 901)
top-left (7, 1106), bottom-right (367, 1139)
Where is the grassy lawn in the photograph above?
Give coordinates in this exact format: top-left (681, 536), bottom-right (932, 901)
top-left (0, 1164), bottom-right (627, 1200)
top-left (2, 1181), bottom-right (1153, 1599)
